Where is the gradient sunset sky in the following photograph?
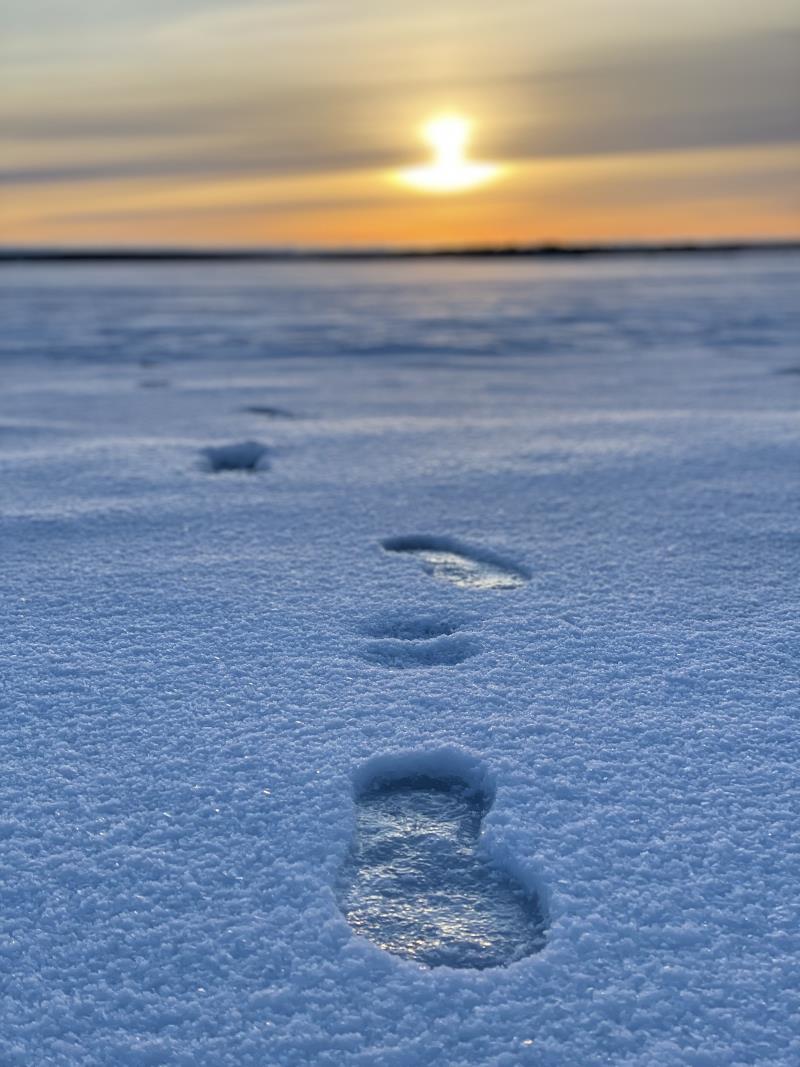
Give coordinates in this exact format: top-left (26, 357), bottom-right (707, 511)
top-left (2, 0), bottom-right (799, 247)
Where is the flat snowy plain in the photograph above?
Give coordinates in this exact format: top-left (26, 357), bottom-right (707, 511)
top-left (1, 253), bottom-right (799, 1065)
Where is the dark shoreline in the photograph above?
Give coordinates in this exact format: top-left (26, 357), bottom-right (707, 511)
top-left (1, 240), bottom-right (799, 264)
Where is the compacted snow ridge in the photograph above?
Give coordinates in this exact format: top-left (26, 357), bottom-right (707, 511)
top-left (1, 253), bottom-right (799, 1066)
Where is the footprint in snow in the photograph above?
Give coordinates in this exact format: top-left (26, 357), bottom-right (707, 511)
top-left (381, 535), bottom-right (529, 591)
top-left (360, 615), bottom-right (480, 669)
top-left (363, 633), bottom-right (479, 669)
top-left (201, 440), bottom-right (269, 472)
top-left (240, 404), bottom-right (296, 418)
top-left (338, 752), bottom-right (546, 969)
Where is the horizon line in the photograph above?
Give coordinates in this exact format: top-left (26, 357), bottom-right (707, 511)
top-left (1, 239), bottom-right (799, 263)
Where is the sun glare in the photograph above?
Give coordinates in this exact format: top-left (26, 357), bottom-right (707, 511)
top-left (397, 113), bottom-right (501, 194)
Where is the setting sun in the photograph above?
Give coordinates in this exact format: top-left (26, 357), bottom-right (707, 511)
top-left (396, 113), bottom-right (502, 194)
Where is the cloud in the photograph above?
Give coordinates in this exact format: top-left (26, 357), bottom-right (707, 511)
top-left (2, 1), bottom-right (798, 243)
top-left (3, 26), bottom-right (797, 191)
top-left (0, 145), bottom-right (398, 187)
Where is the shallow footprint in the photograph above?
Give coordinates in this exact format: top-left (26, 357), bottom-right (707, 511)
top-left (362, 633), bottom-right (479, 669)
top-left (240, 405), bottom-right (295, 418)
top-left (362, 615), bottom-right (462, 641)
top-left (381, 535), bottom-right (529, 591)
top-left (338, 766), bottom-right (546, 968)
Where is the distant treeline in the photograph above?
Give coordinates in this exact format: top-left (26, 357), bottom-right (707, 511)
top-left (1, 241), bottom-right (798, 263)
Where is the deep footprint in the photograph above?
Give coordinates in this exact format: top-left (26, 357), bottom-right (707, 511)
top-left (382, 535), bottom-right (529, 591)
top-left (201, 440), bottom-right (269, 472)
top-left (338, 770), bottom-right (546, 968)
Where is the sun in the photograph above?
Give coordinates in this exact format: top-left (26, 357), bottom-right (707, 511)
top-left (396, 113), bottom-right (501, 194)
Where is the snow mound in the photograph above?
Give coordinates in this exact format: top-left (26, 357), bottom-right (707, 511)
top-left (200, 440), bottom-right (269, 472)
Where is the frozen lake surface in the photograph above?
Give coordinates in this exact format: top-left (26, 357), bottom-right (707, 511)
top-left (1, 254), bottom-right (799, 1065)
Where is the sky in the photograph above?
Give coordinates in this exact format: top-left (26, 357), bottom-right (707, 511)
top-left (2, 0), bottom-right (799, 247)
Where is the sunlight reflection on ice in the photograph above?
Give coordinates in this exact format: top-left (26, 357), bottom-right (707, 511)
top-left (382, 536), bottom-right (529, 590)
top-left (338, 777), bottom-right (546, 969)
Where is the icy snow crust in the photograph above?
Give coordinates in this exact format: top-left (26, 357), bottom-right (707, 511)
top-left (338, 755), bottom-right (547, 969)
top-left (381, 534), bottom-right (531, 589)
top-left (1, 254), bottom-right (799, 1065)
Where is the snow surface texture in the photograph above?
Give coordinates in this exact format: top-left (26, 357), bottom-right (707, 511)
top-left (1, 254), bottom-right (799, 1065)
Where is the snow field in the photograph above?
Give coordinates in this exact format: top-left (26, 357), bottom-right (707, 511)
top-left (1, 254), bottom-right (799, 1064)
